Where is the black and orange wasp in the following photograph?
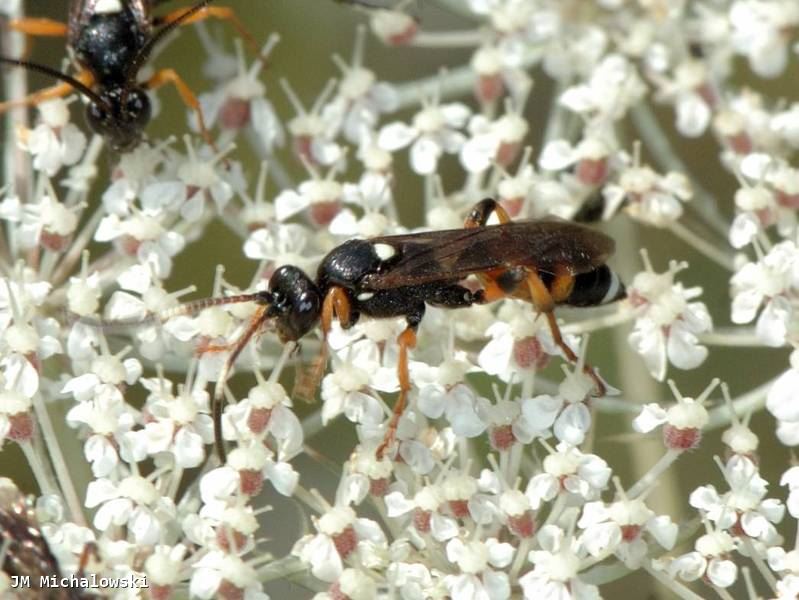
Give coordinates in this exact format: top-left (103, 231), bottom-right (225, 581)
top-left (0, 0), bottom-right (257, 152)
top-left (85, 198), bottom-right (625, 463)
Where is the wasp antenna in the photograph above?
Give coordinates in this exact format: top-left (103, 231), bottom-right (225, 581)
top-left (123, 0), bottom-right (212, 95)
top-left (73, 292), bottom-right (268, 332)
top-left (211, 303), bottom-right (271, 463)
top-left (0, 55), bottom-right (109, 111)
top-left (159, 292), bottom-right (269, 320)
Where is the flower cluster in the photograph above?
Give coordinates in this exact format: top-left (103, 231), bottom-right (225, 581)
top-left (0, 1), bottom-right (798, 599)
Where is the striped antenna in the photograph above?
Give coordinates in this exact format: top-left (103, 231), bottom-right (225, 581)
top-left (74, 291), bottom-right (271, 331)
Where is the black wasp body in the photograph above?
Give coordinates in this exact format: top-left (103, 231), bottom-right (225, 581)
top-left (238, 198), bottom-right (625, 459)
top-left (89, 198), bottom-right (625, 462)
top-left (68, 0), bottom-right (154, 150)
top-left (1, 1), bottom-right (255, 152)
top-left (264, 200), bottom-right (624, 344)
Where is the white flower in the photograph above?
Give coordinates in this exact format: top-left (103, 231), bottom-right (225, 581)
top-left (315, 568), bottom-right (377, 600)
top-left (227, 442), bottom-right (299, 497)
top-left (274, 175), bottom-right (344, 226)
top-left (243, 221), bottom-right (317, 273)
top-left (477, 303), bottom-right (565, 383)
top-left (729, 0), bottom-right (799, 78)
top-left (731, 240), bottom-right (799, 347)
top-left (579, 494), bottom-right (678, 569)
top-left (94, 209), bottom-right (186, 280)
top-left (519, 525), bottom-right (599, 600)
top-left (17, 99), bottom-right (86, 176)
top-left (559, 54), bottom-right (646, 121)
top-left (690, 455), bottom-right (785, 544)
top-left (443, 537), bottom-right (513, 600)
top-left (369, 8), bottom-right (418, 46)
top-left (284, 79), bottom-right (344, 166)
top-left (140, 376), bottom-right (214, 468)
top-left (190, 551), bottom-right (268, 600)
top-left (413, 357), bottom-right (486, 439)
top-left (101, 141), bottom-right (167, 216)
top-left (632, 379), bottom-right (716, 450)
top-left (85, 475), bottom-right (176, 545)
top-left (322, 29), bottom-right (398, 144)
top-left (0, 357), bottom-right (35, 445)
top-left (460, 109), bottom-right (528, 173)
top-left (781, 463), bottom-right (799, 517)
top-left (521, 362), bottom-right (597, 446)
top-left (378, 96), bottom-right (470, 175)
top-left (603, 159), bottom-right (692, 225)
top-left (145, 544), bottom-right (188, 587)
top-left (196, 37), bottom-right (284, 152)
top-left (384, 484), bottom-right (458, 541)
top-left (292, 504), bottom-right (387, 582)
top-left (525, 443), bottom-right (611, 508)
top-left (730, 154), bottom-right (799, 247)
top-left (321, 333), bottom-right (397, 428)
top-left (669, 528), bottom-right (738, 588)
top-left (628, 257), bottom-right (712, 380)
top-left (652, 60), bottom-right (713, 137)
top-left (225, 379), bottom-right (303, 461)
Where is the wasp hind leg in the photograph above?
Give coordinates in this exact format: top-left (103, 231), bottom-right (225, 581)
top-left (524, 269), bottom-right (606, 396)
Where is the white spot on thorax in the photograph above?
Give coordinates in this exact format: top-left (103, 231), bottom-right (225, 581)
top-left (357, 292), bottom-right (375, 301)
top-left (95, 0), bottom-right (124, 14)
top-left (373, 243), bottom-right (396, 261)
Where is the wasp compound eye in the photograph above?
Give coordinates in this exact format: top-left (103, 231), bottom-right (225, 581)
top-left (124, 89), bottom-right (152, 130)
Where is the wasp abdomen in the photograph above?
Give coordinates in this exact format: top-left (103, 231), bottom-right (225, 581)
top-left (566, 265), bottom-right (626, 307)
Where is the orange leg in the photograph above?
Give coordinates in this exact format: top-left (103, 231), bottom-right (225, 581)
top-left (144, 68), bottom-right (218, 151)
top-left (211, 305), bottom-right (269, 463)
top-left (321, 286), bottom-right (354, 332)
top-left (525, 270), bottom-right (605, 396)
top-left (376, 327), bottom-right (417, 459)
top-left (156, 5), bottom-right (260, 55)
top-left (294, 287), bottom-right (353, 402)
top-left (5, 17), bottom-right (69, 61)
top-left (0, 69), bottom-right (94, 113)
top-left (464, 198), bottom-right (511, 228)
top-left (549, 272), bottom-right (575, 304)
top-left (476, 277), bottom-right (508, 303)
top-left (7, 18), bottom-right (69, 36)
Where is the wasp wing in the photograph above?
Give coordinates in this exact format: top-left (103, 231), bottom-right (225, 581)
top-left (360, 220), bottom-right (615, 290)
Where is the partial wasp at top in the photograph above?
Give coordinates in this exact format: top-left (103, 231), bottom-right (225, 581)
top-left (80, 199), bottom-right (626, 463)
top-left (0, 0), bottom-right (258, 152)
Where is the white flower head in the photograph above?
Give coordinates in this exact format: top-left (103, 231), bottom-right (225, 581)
top-left (628, 252), bottom-right (711, 380)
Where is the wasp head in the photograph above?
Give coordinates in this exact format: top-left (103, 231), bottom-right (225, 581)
top-left (85, 86), bottom-right (151, 152)
top-left (264, 266), bottom-right (322, 343)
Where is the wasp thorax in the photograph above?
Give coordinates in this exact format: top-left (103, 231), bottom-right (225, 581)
top-left (267, 266), bottom-right (322, 342)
